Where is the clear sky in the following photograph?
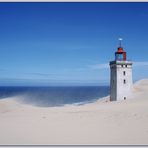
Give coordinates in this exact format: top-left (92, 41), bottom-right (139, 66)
top-left (0, 2), bottom-right (148, 86)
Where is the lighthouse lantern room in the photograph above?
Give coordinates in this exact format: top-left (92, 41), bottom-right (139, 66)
top-left (115, 47), bottom-right (126, 61)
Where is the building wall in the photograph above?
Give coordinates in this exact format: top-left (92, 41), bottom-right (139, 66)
top-left (110, 61), bottom-right (133, 101)
top-left (110, 64), bottom-right (117, 101)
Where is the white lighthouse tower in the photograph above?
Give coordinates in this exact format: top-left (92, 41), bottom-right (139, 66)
top-left (110, 39), bottom-right (133, 101)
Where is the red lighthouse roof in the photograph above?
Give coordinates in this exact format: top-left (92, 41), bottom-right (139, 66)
top-left (117, 47), bottom-right (124, 53)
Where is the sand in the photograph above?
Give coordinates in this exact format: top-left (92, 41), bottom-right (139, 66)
top-left (0, 79), bottom-right (148, 145)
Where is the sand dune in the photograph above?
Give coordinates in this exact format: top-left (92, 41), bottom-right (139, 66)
top-left (0, 79), bottom-right (148, 145)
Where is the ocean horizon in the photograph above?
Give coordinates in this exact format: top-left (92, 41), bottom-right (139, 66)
top-left (0, 86), bottom-right (109, 107)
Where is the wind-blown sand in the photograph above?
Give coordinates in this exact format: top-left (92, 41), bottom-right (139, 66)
top-left (0, 79), bottom-right (148, 145)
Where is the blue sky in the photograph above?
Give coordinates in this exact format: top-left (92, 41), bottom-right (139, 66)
top-left (0, 2), bottom-right (148, 86)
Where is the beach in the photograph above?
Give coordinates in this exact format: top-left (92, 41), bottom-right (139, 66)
top-left (0, 79), bottom-right (148, 145)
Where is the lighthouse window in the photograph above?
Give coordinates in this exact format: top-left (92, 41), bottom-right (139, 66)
top-left (123, 71), bottom-right (126, 76)
top-left (123, 79), bottom-right (126, 84)
top-left (116, 54), bottom-right (123, 61)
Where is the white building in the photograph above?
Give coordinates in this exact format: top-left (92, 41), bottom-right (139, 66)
top-left (109, 41), bottom-right (133, 101)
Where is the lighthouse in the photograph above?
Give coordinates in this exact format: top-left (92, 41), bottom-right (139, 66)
top-left (110, 39), bottom-right (133, 101)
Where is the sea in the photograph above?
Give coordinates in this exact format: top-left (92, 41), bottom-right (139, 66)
top-left (0, 86), bottom-right (109, 107)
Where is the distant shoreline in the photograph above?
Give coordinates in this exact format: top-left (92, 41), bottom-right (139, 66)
top-left (0, 85), bottom-right (109, 107)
